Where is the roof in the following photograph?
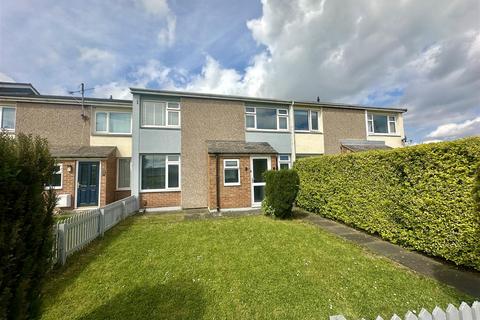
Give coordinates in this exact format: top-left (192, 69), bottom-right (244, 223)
top-left (50, 146), bottom-right (117, 158)
top-left (0, 82), bottom-right (40, 96)
top-left (130, 88), bottom-right (407, 113)
top-left (340, 139), bottom-right (392, 152)
top-left (0, 94), bottom-right (131, 108)
top-left (207, 140), bottom-right (277, 154)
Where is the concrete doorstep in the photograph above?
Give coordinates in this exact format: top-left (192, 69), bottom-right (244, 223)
top-left (302, 214), bottom-right (480, 298)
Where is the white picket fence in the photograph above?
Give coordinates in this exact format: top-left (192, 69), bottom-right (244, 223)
top-left (53, 195), bottom-right (138, 265)
top-left (330, 301), bottom-right (480, 320)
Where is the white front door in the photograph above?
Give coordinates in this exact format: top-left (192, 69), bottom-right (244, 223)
top-left (251, 156), bottom-right (271, 207)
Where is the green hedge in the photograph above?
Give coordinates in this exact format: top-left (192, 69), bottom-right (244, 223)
top-left (295, 137), bottom-right (480, 270)
top-left (263, 169), bottom-right (300, 219)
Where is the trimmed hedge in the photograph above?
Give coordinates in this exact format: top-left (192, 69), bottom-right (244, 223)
top-left (0, 133), bottom-right (56, 319)
top-left (263, 169), bottom-right (300, 219)
top-left (295, 137), bottom-right (480, 270)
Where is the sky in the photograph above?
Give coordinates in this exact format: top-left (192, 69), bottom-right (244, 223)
top-left (0, 0), bottom-right (479, 143)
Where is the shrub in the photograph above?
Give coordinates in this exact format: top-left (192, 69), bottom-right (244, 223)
top-left (295, 137), bottom-right (480, 270)
top-left (0, 133), bottom-right (57, 319)
top-left (263, 169), bottom-right (300, 219)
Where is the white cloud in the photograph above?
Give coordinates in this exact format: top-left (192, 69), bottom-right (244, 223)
top-left (137, 0), bottom-right (170, 16)
top-left (136, 0), bottom-right (176, 47)
top-left (157, 15), bottom-right (176, 47)
top-left (427, 117), bottom-right (480, 139)
top-left (79, 47), bottom-right (117, 78)
top-left (0, 72), bottom-right (15, 82)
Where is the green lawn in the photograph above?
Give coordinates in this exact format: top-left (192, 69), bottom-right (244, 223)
top-left (41, 214), bottom-right (472, 320)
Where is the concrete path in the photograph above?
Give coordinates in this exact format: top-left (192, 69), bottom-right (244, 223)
top-left (303, 214), bottom-right (480, 298)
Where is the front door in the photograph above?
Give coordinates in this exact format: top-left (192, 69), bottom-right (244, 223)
top-left (77, 161), bottom-right (100, 207)
top-left (251, 157), bottom-right (271, 207)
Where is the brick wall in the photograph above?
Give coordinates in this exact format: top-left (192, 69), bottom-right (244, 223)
top-left (139, 192), bottom-right (181, 208)
top-left (208, 154), bottom-right (277, 210)
top-left (115, 190), bottom-right (131, 201)
top-left (55, 160), bottom-right (76, 210)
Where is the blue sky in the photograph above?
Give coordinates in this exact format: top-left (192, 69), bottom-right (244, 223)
top-left (1, 0), bottom-right (479, 143)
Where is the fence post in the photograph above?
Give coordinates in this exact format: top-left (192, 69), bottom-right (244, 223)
top-left (99, 208), bottom-right (105, 237)
top-left (58, 223), bottom-right (66, 265)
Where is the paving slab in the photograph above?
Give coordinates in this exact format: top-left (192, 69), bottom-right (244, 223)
top-left (303, 214), bottom-right (480, 298)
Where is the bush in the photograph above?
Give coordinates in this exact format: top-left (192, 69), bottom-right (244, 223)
top-left (263, 169), bottom-right (300, 219)
top-left (295, 137), bottom-right (480, 270)
top-left (0, 133), bottom-right (57, 319)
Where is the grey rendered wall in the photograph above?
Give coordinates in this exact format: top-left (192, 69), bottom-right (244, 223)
top-left (245, 131), bottom-right (291, 154)
top-left (139, 129), bottom-right (181, 153)
top-left (323, 108), bottom-right (366, 154)
top-left (181, 97), bottom-right (245, 209)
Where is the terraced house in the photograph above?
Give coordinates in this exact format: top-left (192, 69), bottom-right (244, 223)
top-left (1, 82), bottom-right (406, 211)
top-left (130, 89), bottom-right (406, 212)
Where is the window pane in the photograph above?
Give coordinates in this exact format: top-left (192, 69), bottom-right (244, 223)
top-left (168, 102), bottom-right (180, 109)
top-left (246, 115), bottom-right (255, 128)
top-left (2, 108), bottom-right (15, 129)
top-left (389, 121), bottom-right (396, 133)
top-left (168, 111), bottom-right (179, 126)
top-left (95, 112), bottom-right (107, 132)
top-left (278, 109), bottom-right (288, 115)
top-left (279, 155), bottom-right (289, 161)
top-left (279, 117), bottom-right (288, 130)
top-left (252, 159), bottom-right (268, 183)
top-left (294, 110), bottom-right (309, 130)
top-left (142, 102), bottom-right (154, 126)
top-left (225, 160), bottom-right (238, 167)
top-left (256, 108), bottom-right (277, 130)
top-left (141, 155), bottom-right (165, 189)
top-left (311, 111), bottom-right (319, 130)
top-left (167, 155), bottom-right (179, 162)
top-left (280, 163), bottom-right (289, 170)
top-left (253, 185), bottom-right (265, 202)
top-left (368, 120), bottom-right (374, 133)
top-left (373, 115), bottom-right (388, 133)
top-left (245, 107), bottom-right (255, 113)
top-left (109, 113), bottom-right (131, 133)
top-left (168, 164), bottom-right (179, 188)
top-left (118, 159), bottom-right (130, 188)
top-left (154, 103), bottom-right (166, 126)
top-left (224, 168), bottom-right (239, 184)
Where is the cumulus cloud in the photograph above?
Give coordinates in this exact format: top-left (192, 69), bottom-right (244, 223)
top-left (137, 0), bottom-right (170, 16)
top-left (427, 117), bottom-right (480, 139)
top-left (79, 48), bottom-right (117, 77)
top-left (0, 72), bottom-right (15, 82)
top-left (157, 15), bottom-right (176, 47)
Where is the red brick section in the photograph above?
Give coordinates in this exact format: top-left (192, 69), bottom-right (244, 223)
top-left (139, 192), bottom-right (181, 208)
top-left (208, 154), bottom-right (277, 210)
top-left (115, 190), bottom-right (131, 201)
top-left (54, 160), bottom-right (76, 210)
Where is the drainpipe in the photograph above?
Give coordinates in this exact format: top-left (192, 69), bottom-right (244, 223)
top-left (289, 101), bottom-right (296, 163)
top-left (215, 153), bottom-right (221, 212)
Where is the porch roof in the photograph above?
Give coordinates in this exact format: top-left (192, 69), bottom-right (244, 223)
top-left (340, 139), bottom-right (392, 152)
top-left (207, 140), bottom-right (277, 154)
top-left (50, 146), bottom-right (116, 158)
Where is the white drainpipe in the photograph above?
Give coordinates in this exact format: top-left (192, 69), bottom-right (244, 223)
top-left (289, 101), bottom-right (296, 163)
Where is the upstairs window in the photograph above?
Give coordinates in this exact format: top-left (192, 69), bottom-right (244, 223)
top-left (95, 111), bottom-right (131, 134)
top-left (224, 159), bottom-right (240, 186)
top-left (0, 106), bottom-right (15, 132)
top-left (294, 109), bottom-right (320, 132)
top-left (367, 114), bottom-right (397, 134)
top-left (142, 101), bottom-right (180, 128)
top-left (245, 106), bottom-right (288, 131)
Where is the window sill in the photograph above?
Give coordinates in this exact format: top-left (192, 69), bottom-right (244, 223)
top-left (224, 183), bottom-right (241, 187)
top-left (245, 129), bottom-right (290, 133)
top-left (368, 133), bottom-right (401, 137)
top-left (140, 126), bottom-right (181, 130)
top-left (116, 188), bottom-right (131, 191)
top-left (45, 187), bottom-right (62, 190)
top-left (140, 188), bottom-right (181, 193)
top-left (92, 132), bottom-right (132, 137)
top-left (294, 130), bottom-right (323, 134)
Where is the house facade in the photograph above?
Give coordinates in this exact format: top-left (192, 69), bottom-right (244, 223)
top-left (0, 82), bottom-right (132, 210)
top-left (130, 89), bottom-right (407, 212)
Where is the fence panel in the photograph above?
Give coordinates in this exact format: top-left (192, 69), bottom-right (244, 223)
top-left (330, 301), bottom-right (479, 320)
top-left (53, 196), bottom-right (138, 265)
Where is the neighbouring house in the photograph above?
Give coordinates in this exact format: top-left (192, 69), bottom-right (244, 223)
top-left (0, 82), bottom-right (132, 210)
top-left (130, 89), bottom-right (407, 212)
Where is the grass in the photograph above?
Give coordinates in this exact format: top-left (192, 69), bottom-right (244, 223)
top-left (41, 214), bottom-right (472, 320)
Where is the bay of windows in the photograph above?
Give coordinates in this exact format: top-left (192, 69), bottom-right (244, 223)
top-left (95, 111), bottom-right (132, 134)
top-left (245, 106), bottom-right (288, 130)
top-left (141, 154), bottom-right (180, 191)
top-left (0, 106), bottom-right (15, 131)
top-left (367, 114), bottom-right (397, 134)
top-left (142, 101), bottom-right (180, 127)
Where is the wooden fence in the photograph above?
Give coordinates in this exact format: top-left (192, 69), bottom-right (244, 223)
top-left (52, 196), bottom-right (138, 265)
top-left (330, 301), bottom-right (480, 320)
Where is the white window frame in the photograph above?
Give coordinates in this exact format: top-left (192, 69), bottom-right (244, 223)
top-left (45, 164), bottom-right (63, 190)
top-left (367, 112), bottom-right (397, 135)
top-left (223, 159), bottom-right (241, 186)
top-left (141, 101), bottom-right (181, 128)
top-left (94, 110), bottom-right (132, 135)
top-left (245, 106), bottom-right (289, 131)
top-left (294, 109), bottom-right (321, 132)
top-left (116, 158), bottom-right (131, 190)
top-left (0, 106), bottom-right (16, 132)
top-left (140, 154), bottom-right (181, 192)
top-left (278, 155), bottom-right (291, 169)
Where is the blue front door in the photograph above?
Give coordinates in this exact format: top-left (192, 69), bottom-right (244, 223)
top-left (77, 161), bottom-right (100, 207)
